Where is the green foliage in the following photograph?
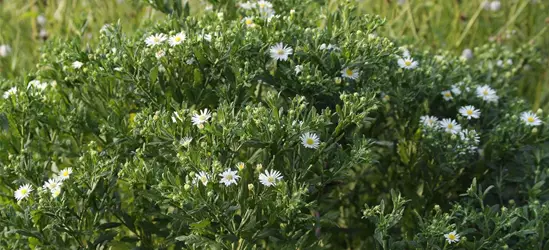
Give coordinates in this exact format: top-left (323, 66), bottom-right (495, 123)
top-left (0, 0), bottom-right (548, 249)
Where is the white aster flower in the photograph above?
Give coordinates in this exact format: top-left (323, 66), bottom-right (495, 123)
top-left (3, 86), bottom-right (18, 99)
top-left (439, 118), bottom-right (462, 134)
top-left (72, 61), bottom-right (83, 69)
top-left (51, 187), bottom-right (62, 198)
top-left (476, 85), bottom-right (498, 103)
top-left (398, 57), bottom-right (418, 69)
top-left (236, 162), bottom-right (245, 171)
top-left (219, 169), bottom-right (240, 186)
top-left (195, 171), bottom-right (210, 186)
top-left (300, 132), bottom-right (320, 149)
top-left (242, 17), bottom-right (256, 28)
top-left (169, 32), bottom-right (186, 47)
top-left (239, 1), bottom-right (256, 9)
top-left (259, 169), bottom-right (283, 187)
top-left (341, 67), bottom-right (359, 80)
top-left (295, 65), bottom-right (303, 75)
top-left (420, 115), bottom-right (439, 127)
top-left (444, 231), bottom-right (460, 244)
top-left (145, 33), bottom-right (167, 47)
top-left (399, 47), bottom-right (410, 58)
top-left (57, 168), bottom-right (73, 181)
top-left (198, 33), bottom-right (212, 42)
top-left (257, 0), bottom-right (273, 9)
top-left (269, 42), bottom-right (293, 61)
top-left (180, 136), bottom-right (193, 147)
top-left (521, 111), bottom-right (542, 126)
top-left (490, 1), bottom-right (501, 11)
top-left (14, 184), bottom-right (33, 201)
top-left (191, 108), bottom-right (212, 126)
top-left (451, 85), bottom-right (462, 96)
top-left (459, 105), bottom-right (481, 119)
top-left (441, 90), bottom-right (453, 101)
top-left (43, 178), bottom-right (63, 191)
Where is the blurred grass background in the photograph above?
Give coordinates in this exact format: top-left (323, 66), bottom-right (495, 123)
top-left (0, 0), bottom-right (548, 108)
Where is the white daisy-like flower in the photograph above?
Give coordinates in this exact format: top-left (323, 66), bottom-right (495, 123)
top-left (219, 169), bottom-right (240, 186)
top-left (0, 44), bottom-right (12, 57)
top-left (300, 132), bottom-right (320, 149)
top-left (444, 231), bottom-right (460, 244)
top-left (269, 43), bottom-right (293, 61)
top-left (236, 162), bottom-right (245, 171)
top-left (191, 108), bottom-right (212, 126)
top-left (398, 57), bottom-right (418, 69)
top-left (43, 178), bottom-right (63, 191)
top-left (295, 65), bottom-right (303, 75)
top-left (239, 1), bottom-right (256, 9)
top-left (259, 169), bottom-right (283, 187)
top-left (195, 171), bottom-right (209, 186)
top-left (155, 50), bottom-right (166, 59)
top-left (242, 17), bottom-right (256, 28)
top-left (180, 136), bottom-right (193, 147)
top-left (259, 7), bottom-right (276, 21)
top-left (451, 85), bottom-right (462, 96)
top-left (420, 115), bottom-right (439, 127)
top-left (459, 105), bottom-right (481, 119)
top-left (441, 90), bottom-right (453, 101)
top-left (72, 61), bottom-right (83, 69)
top-left (3, 86), bottom-right (18, 99)
top-left (51, 187), bottom-right (62, 198)
top-left (341, 68), bottom-right (359, 80)
top-left (476, 85), bottom-right (498, 103)
top-left (57, 168), bottom-right (73, 181)
top-left (521, 111), bottom-right (542, 126)
top-left (14, 184), bottom-right (33, 201)
top-left (145, 33), bottom-right (167, 47)
top-left (399, 47), bottom-right (410, 58)
top-left (169, 32), bottom-right (186, 47)
top-left (257, 0), bottom-right (273, 9)
top-left (496, 60), bottom-right (504, 67)
top-left (439, 118), bottom-right (462, 134)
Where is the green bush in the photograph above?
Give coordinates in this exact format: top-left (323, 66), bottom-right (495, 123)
top-left (1, 0), bottom-right (548, 249)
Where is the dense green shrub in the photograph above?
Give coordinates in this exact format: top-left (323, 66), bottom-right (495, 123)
top-left (1, 0), bottom-right (548, 249)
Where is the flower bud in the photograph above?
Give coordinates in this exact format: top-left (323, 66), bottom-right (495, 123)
top-left (184, 184), bottom-right (190, 190)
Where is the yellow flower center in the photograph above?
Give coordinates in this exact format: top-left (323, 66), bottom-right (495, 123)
top-left (63, 171), bottom-right (69, 177)
top-left (245, 19), bottom-right (253, 25)
top-left (444, 92), bottom-right (451, 97)
top-left (404, 60), bottom-right (412, 66)
top-left (483, 90), bottom-right (489, 96)
top-left (237, 163), bottom-right (244, 170)
top-left (467, 110), bottom-right (473, 115)
top-left (21, 189), bottom-right (28, 195)
top-left (175, 37), bottom-right (181, 42)
top-left (267, 176), bottom-right (275, 183)
top-left (448, 234), bottom-right (456, 240)
top-left (346, 69), bottom-right (353, 76)
top-left (226, 175), bottom-right (233, 180)
top-left (447, 124), bottom-right (453, 129)
top-left (306, 138), bottom-right (314, 145)
top-left (259, 3), bottom-right (265, 8)
top-left (153, 38), bottom-right (160, 42)
top-left (528, 117), bottom-right (534, 122)
top-left (277, 49), bottom-right (285, 55)
top-left (201, 177), bottom-right (207, 183)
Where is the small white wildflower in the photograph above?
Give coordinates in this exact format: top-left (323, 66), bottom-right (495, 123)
top-left (57, 168), bottom-right (73, 181)
top-left (259, 169), bottom-right (283, 187)
top-left (239, 1), bottom-right (256, 9)
top-left (300, 132), bottom-right (320, 149)
top-left (269, 43), bottom-right (293, 61)
top-left (451, 85), bottom-right (462, 96)
top-left (37, 15), bottom-right (47, 26)
top-left (461, 48), bottom-right (473, 60)
top-left (14, 184), bottom-right (33, 201)
top-left (521, 111), bottom-right (542, 126)
top-left (236, 162), bottom-right (245, 171)
top-left (199, 33), bottom-right (212, 42)
top-left (341, 67), bottom-right (359, 80)
top-left (219, 169), bottom-right (240, 186)
top-left (295, 65), bottom-right (303, 75)
top-left (145, 33), bottom-right (167, 47)
top-left (43, 178), bottom-right (63, 191)
top-left (3, 86), bottom-right (18, 99)
top-left (490, 1), bottom-right (501, 11)
top-left (191, 108), bottom-right (212, 126)
top-left (180, 136), bottom-right (193, 147)
top-left (420, 115), bottom-right (439, 127)
top-left (257, 0), bottom-right (273, 9)
top-left (439, 118), bottom-right (462, 134)
top-left (169, 32), bottom-right (186, 47)
top-left (476, 85), bottom-right (498, 103)
top-left (72, 61), bottom-right (83, 69)
top-left (51, 187), bottom-right (62, 198)
top-left (195, 171), bottom-right (210, 186)
top-left (459, 105), bottom-right (481, 119)
top-left (243, 17), bottom-right (256, 28)
top-left (444, 231), bottom-right (460, 244)
top-left (398, 57), bottom-right (418, 69)
top-left (155, 50), bottom-right (166, 59)
top-left (441, 90), bottom-right (453, 101)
